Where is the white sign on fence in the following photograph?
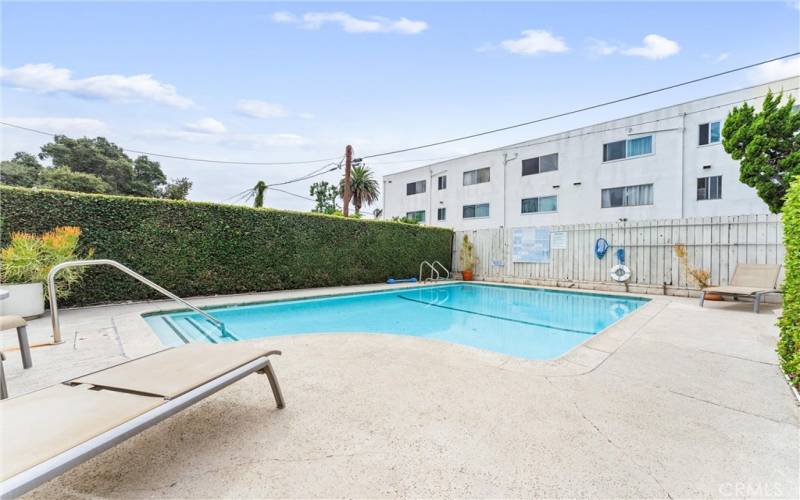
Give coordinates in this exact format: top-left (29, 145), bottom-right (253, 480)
top-left (550, 231), bottom-right (568, 250)
top-left (512, 228), bottom-right (550, 263)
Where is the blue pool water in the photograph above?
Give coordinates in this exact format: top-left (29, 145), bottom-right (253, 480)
top-left (144, 283), bottom-right (648, 360)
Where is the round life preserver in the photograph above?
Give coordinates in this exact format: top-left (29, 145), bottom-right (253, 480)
top-left (609, 264), bottom-right (631, 282)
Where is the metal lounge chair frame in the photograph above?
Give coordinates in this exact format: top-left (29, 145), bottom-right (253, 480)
top-left (0, 345), bottom-right (284, 498)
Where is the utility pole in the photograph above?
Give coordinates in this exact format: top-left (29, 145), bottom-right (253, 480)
top-left (343, 144), bottom-right (353, 217)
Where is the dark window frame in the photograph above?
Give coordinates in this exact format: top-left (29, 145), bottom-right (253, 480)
top-left (462, 203), bottom-right (490, 219)
top-left (463, 167), bottom-right (491, 186)
top-left (697, 175), bottom-right (722, 200)
top-left (521, 195), bottom-right (558, 214)
top-left (406, 180), bottom-right (426, 195)
top-left (522, 153), bottom-right (558, 176)
top-left (405, 210), bottom-right (426, 222)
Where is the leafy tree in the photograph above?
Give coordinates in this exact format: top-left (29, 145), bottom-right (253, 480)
top-left (39, 136), bottom-right (134, 192)
top-left (723, 90), bottom-right (800, 213)
top-left (338, 165), bottom-right (379, 215)
top-left (39, 167), bottom-right (112, 194)
top-left (309, 181), bottom-right (339, 214)
top-left (161, 178), bottom-right (193, 200)
top-left (0, 152), bottom-right (43, 187)
top-left (2, 135), bottom-right (192, 199)
top-left (129, 155), bottom-right (168, 196)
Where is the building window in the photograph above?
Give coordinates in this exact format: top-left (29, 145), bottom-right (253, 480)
top-left (463, 167), bottom-right (490, 186)
top-left (601, 184), bottom-right (653, 208)
top-left (697, 176), bottom-right (722, 200)
top-left (521, 195), bottom-right (558, 214)
top-left (437, 207), bottom-right (446, 221)
top-left (699, 121), bottom-right (721, 145)
top-left (405, 210), bottom-right (425, 222)
top-left (437, 175), bottom-right (447, 190)
top-left (522, 153), bottom-right (558, 176)
top-left (462, 203), bottom-right (490, 219)
top-left (406, 180), bottom-right (426, 195)
top-left (602, 135), bottom-right (653, 162)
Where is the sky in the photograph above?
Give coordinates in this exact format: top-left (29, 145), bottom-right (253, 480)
top-left (2, 1), bottom-right (799, 213)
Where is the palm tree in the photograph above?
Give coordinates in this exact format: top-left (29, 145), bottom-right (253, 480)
top-left (238, 181), bottom-right (268, 207)
top-left (339, 165), bottom-right (379, 215)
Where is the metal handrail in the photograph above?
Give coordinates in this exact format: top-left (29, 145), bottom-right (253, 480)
top-left (431, 260), bottom-right (450, 279)
top-left (418, 261), bottom-right (439, 282)
top-left (47, 259), bottom-right (228, 344)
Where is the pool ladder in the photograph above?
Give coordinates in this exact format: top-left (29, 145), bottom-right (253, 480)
top-left (419, 260), bottom-right (450, 282)
top-left (47, 259), bottom-right (230, 344)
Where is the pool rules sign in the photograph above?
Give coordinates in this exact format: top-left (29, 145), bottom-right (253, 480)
top-left (512, 228), bottom-right (551, 263)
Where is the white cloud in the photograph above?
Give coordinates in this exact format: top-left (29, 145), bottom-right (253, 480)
top-left (2, 116), bottom-right (109, 136)
top-left (138, 128), bottom-right (310, 148)
top-left (231, 133), bottom-right (309, 148)
top-left (272, 11), bottom-right (428, 35)
top-left (298, 112), bottom-right (315, 120)
top-left (620, 34), bottom-right (680, 60)
top-left (235, 99), bottom-right (289, 118)
top-left (748, 58), bottom-right (800, 83)
top-left (482, 30), bottom-right (569, 56)
top-left (714, 52), bottom-right (730, 63)
top-left (183, 117), bottom-right (226, 134)
top-left (588, 39), bottom-right (618, 57)
top-left (271, 11), bottom-right (296, 23)
top-left (0, 63), bottom-right (193, 108)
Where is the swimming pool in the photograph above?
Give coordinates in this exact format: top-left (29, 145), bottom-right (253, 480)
top-left (145, 282), bottom-right (648, 359)
top-left (144, 283), bottom-right (648, 360)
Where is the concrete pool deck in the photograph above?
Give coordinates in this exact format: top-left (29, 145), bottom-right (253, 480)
top-left (1, 282), bottom-right (798, 498)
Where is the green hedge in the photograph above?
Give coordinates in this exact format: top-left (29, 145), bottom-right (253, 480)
top-left (779, 180), bottom-right (800, 386)
top-left (0, 186), bottom-right (453, 306)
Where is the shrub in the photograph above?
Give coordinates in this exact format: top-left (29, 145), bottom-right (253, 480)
top-left (1, 226), bottom-right (91, 299)
top-left (779, 179), bottom-right (800, 386)
top-left (0, 186), bottom-right (453, 306)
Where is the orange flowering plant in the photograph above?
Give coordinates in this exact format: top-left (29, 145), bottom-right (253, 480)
top-left (1, 226), bottom-right (92, 299)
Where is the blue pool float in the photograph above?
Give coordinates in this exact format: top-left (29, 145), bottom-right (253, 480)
top-left (386, 277), bottom-right (418, 284)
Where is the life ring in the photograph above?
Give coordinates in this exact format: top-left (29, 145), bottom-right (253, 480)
top-left (609, 264), bottom-right (631, 282)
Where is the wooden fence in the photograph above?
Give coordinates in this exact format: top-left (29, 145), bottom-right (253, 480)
top-left (453, 214), bottom-right (784, 295)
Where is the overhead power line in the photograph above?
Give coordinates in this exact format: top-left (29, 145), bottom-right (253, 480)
top-left (361, 52), bottom-right (800, 159)
top-left (267, 186), bottom-right (315, 202)
top-left (2, 52), bottom-right (798, 166)
top-left (0, 120), bottom-right (340, 166)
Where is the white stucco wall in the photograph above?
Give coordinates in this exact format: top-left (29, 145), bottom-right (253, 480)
top-left (382, 77), bottom-right (799, 230)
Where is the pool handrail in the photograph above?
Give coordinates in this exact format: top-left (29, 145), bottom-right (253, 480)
top-left (431, 261), bottom-right (450, 279)
top-left (47, 259), bottom-right (228, 344)
top-left (419, 261), bottom-right (440, 282)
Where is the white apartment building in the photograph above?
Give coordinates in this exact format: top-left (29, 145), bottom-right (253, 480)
top-left (381, 77), bottom-right (799, 230)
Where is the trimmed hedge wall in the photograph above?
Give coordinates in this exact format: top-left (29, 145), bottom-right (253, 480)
top-left (779, 179), bottom-right (800, 387)
top-left (0, 186), bottom-right (453, 306)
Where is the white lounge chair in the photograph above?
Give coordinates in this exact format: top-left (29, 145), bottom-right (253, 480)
top-left (699, 264), bottom-right (782, 313)
top-left (0, 342), bottom-right (284, 498)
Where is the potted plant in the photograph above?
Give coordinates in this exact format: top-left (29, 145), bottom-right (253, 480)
top-left (460, 234), bottom-right (478, 281)
top-left (673, 244), bottom-right (718, 299)
top-left (1, 226), bottom-right (90, 317)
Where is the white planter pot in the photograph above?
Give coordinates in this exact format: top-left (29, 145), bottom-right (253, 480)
top-left (0, 283), bottom-right (45, 318)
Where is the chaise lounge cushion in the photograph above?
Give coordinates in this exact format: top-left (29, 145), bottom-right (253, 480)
top-left (69, 342), bottom-right (280, 399)
top-left (1, 342), bottom-right (280, 483)
top-left (701, 286), bottom-right (773, 296)
top-left (0, 316), bottom-right (27, 331)
top-left (1, 384), bottom-right (161, 481)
